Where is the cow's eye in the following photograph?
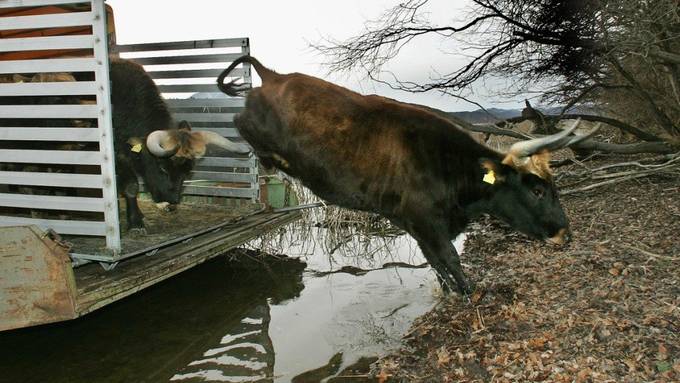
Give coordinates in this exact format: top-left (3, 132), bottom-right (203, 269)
top-left (532, 187), bottom-right (545, 199)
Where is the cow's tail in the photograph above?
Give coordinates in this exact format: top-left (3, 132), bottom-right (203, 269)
top-left (217, 55), bottom-right (276, 96)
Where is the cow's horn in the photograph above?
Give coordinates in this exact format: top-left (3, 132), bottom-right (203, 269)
top-left (146, 130), bottom-right (179, 157)
top-left (194, 131), bottom-right (251, 154)
top-left (508, 118), bottom-right (599, 158)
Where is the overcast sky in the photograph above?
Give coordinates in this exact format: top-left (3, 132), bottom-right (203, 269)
top-left (105, 0), bottom-right (524, 112)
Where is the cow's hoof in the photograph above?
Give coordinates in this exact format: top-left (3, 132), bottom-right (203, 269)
top-left (459, 284), bottom-right (475, 300)
top-left (128, 227), bottom-right (147, 236)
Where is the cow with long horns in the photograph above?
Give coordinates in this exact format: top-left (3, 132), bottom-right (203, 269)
top-left (111, 59), bottom-right (249, 231)
top-left (217, 56), bottom-right (595, 295)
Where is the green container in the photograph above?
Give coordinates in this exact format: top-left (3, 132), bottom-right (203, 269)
top-left (260, 176), bottom-right (299, 209)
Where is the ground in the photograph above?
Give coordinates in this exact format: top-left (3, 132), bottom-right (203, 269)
top-left (375, 155), bottom-right (680, 382)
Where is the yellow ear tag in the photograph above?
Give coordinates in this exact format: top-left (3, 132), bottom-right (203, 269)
top-left (483, 169), bottom-right (496, 184)
top-left (131, 143), bottom-right (143, 153)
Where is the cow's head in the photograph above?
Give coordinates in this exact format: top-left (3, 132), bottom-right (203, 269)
top-left (129, 120), bottom-right (250, 205)
top-left (479, 120), bottom-right (598, 246)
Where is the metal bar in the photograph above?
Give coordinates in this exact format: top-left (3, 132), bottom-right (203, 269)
top-left (0, 35), bottom-right (94, 53)
top-left (196, 156), bottom-right (256, 167)
top-left (0, 104), bottom-right (99, 119)
top-left (0, 128), bottom-right (99, 141)
top-left (146, 68), bottom-right (247, 79)
top-left (0, 11), bottom-right (94, 31)
top-left (172, 113), bottom-right (235, 122)
top-left (0, 149), bottom-right (101, 164)
top-left (0, 193), bottom-right (105, 212)
top-left (0, 58), bottom-right (97, 74)
top-left (189, 171), bottom-right (257, 183)
top-left (272, 202), bottom-right (326, 213)
top-left (156, 84), bottom-right (222, 93)
top-left (182, 185), bottom-right (257, 198)
top-left (114, 38), bottom-right (248, 52)
top-left (0, 171), bottom-right (102, 188)
top-left (0, 0), bottom-right (88, 7)
top-left (125, 53), bottom-right (242, 66)
top-left (69, 255), bottom-right (92, 267)
top-left (0, 81), bottom-right (97, 96)
top-left (0, 216), bottom-right (106, 236)
top-left (165, 98), bottom-right (245, 108)
top-left (92, 0), bottom-right (121, 251)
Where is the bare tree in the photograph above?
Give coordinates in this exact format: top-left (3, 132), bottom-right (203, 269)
top-left (316, 0), bottom-right (680, 145)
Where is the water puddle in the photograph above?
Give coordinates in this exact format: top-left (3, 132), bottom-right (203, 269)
top-left (0, 226), bottom-right (464, 382)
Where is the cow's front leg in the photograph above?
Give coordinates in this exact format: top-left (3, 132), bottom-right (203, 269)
top-left (407, 220), bottom-right (472, 296)
top-left (419, 238), bottom-right (472, 296)
top-left (123, 180), bottom-right (145, 232)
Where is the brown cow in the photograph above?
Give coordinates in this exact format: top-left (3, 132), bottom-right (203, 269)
top-left (217, 56), bottom-right (594, 295)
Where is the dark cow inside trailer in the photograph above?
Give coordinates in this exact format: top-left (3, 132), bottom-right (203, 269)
top-left (1, 59), bottom-right (251, 232)
top-left (217, 56), bottom-right (596, 295)
top-left (110, 59), bottom-right (250, 231)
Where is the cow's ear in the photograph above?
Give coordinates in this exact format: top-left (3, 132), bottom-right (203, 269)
top-left (502, 150), bottom-right (553, 181)
top-left (479, 158), bottom-right (506, 185)
top-left (127, 137), bottom-right (144, 154)
top-left (174, 130), bottom-right (207, 160)
top-left (528, 151), bottom-right (552, 180)
top-left (178, 120), bottom-right (192, 131)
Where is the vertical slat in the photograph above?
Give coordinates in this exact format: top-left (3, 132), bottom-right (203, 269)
top-left (240, 38), bottom-right (259, 202)
top-left (92, 0), bottom-right (121, 252)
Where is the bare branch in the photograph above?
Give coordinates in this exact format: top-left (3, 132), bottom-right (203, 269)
top-left (504, 114), bottom-right (665, 143)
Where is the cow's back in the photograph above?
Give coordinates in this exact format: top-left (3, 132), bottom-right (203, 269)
top-left (238, 73), bottom-right (492, 215)
top-left (109, 59), bottom-right (172, 147)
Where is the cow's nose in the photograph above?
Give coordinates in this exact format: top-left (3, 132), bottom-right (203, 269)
top-left (546, 228), bottom-right (570, 246)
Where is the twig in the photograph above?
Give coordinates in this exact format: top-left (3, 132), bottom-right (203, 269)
top-left (589, 153), bottom-right (680, 172)
top-left (381, 303), bottom-right (410, 318)
top-left (620, 244), bottom-right (679, 262)
top-left (562, 173), bottom-right (651, 195)
top-left (589, 164), bottom-right (679, 180)
top-left (561, 162), bottom-right (680, 195)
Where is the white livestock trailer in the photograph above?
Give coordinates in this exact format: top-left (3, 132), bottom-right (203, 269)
top-left (0, 0), bottom-right (299, 331)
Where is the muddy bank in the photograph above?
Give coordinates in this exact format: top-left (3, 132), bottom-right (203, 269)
top-left (376, 156), bottom-right (679, 382)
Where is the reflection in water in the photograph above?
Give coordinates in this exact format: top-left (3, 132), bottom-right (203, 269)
top-left (169, 231), bottom-right (441, 382)
top-left (171, 307), bottom-right (274, 382)
top-left (0, 229), bottom-right (446, 383)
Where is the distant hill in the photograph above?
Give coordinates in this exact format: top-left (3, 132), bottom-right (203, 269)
top-left (450, 106), bottom-right (598, 124)
top-left (450, 108), bottom-right (521, 124)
